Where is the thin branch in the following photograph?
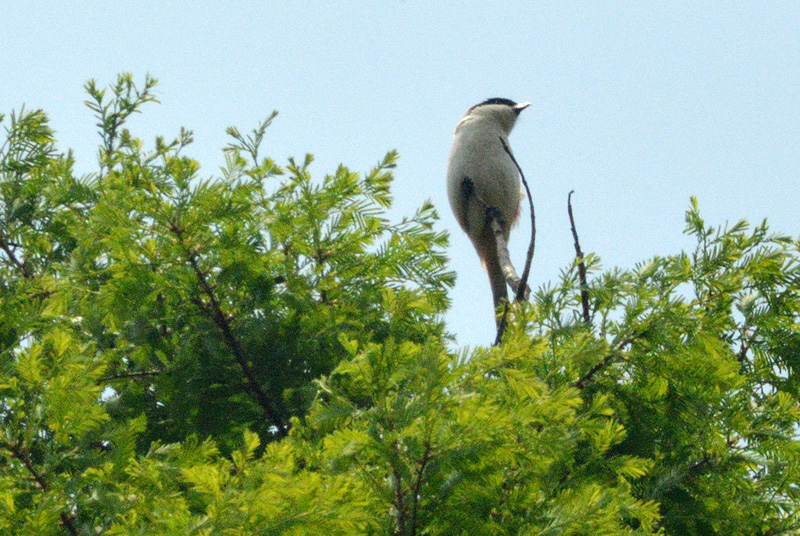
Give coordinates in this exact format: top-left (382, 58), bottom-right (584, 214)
top-left (5, 442), bottom-right (49, 491)
top-left (2, 442), bottom-right (78, 536)
top-left (391, 440), bottom-right (406, 536)
top-left (498, 137), bottom-right (535, 303)
top-left (0, 231), bottom-right (32, 278)
top-left (169, 223), bottom-right (287, 436)
top-left (574, 337), bottom-right (634, 389)
top-left (738, 343), bottom-right (749, 364)
top-left (493, 136), bottom-right (535, 345)
top-left (60, 513), bottom-right (78, 536)
top-left (574, 352), bottom-right (621, 390)
top-left (737, 327), bottom-right (753, 364)
top-left (568, 191), bottom-right (590, 326)
top-left (96, 370), bottom-right (160, 383)
top-left (688, 455), bottom-right (712, 475)
top-left (410, 442), bottom-right (433, 536)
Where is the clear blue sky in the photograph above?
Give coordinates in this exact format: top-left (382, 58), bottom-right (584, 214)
top-left (3, 2), bottom-right (799, 347)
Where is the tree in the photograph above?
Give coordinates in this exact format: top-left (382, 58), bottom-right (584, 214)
top-left (0, 74), bottom-right (798, 535)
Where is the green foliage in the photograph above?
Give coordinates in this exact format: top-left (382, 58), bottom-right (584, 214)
top-left (1, 74), bottom-right (799, 534)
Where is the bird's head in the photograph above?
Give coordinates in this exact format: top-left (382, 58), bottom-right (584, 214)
top-left (464, 98), bottom-right (530, 133)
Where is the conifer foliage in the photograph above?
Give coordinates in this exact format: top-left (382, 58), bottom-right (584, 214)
top-left (1, 75), bottom-right (798, 535)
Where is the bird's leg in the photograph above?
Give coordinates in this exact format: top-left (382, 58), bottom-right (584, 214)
top-left (485, 207), bottom-right (530, 301)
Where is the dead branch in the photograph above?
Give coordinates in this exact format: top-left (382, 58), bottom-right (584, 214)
top-left (568, 191), bottom-right (591, 326)
top-left (498, 137), bottom-right (535, 303)
top-left (493, 136), bottom-right (535, 345)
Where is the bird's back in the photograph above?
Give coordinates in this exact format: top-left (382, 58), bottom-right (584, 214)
top-left (446, 117), bottom-right (521, 237)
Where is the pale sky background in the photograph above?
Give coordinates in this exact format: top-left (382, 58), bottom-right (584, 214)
top-left (3, 2), bottom-right (799, 347)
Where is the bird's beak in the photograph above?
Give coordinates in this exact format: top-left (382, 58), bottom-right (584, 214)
top-left (513, 102), bottom-right (531, 114)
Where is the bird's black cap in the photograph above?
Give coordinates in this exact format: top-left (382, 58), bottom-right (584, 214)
top-left (469, 98), bottom-right (518, 111)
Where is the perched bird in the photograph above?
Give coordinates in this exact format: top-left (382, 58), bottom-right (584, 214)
top-left (446, 97), bottom-right (530, 315)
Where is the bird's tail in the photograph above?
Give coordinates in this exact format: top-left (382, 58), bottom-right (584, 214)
top-left (485, 248), bottom-right (509, 325)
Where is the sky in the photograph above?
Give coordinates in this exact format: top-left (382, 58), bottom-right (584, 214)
top-left (2, 2), bottom-right (799, 347)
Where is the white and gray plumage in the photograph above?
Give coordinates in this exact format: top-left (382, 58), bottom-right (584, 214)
top-left (446, 98), bottom-right (530, 313)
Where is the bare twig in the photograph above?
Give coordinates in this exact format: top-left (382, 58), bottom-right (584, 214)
top-left (568, 191), bottom-right (591, 326)
top-left (493, 137), bottom-right (535, 345)
top-left (169, 223), bottom-right (287, 436)
top-left (498, 137), bottom-right (535, 303)
top-left (737, 327), bottom-right (753, 364)
top-left (738, 343), bottom-right (749, 364)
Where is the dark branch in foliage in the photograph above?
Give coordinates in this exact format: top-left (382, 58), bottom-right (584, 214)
top-left (574, 352), bottom-right (622, 390)
top-left (2, 442), bottom-right (78, 536)
top-left (169, 222), bottom-right (288, 437)
top-left (410, 442), bottom-right (433, 536)
top-left (689, 455), bottom-right (713, 475)
top-left (574, 338), bottom-right (634, 389)
top-left (97, 370), bottom-right (160, 383)
top-left (391, 440), bottom-right (407, 535)
top-left (0, 230), bottom-right (32, 278)
top-left (568, 191), bottom-right (591, 326)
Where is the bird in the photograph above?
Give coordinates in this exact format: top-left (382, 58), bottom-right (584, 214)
top-left (446, 97), bottom-right (530, 318)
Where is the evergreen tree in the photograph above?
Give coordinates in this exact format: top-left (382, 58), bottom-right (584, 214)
top-left (1, 74), bottom-right (798, 535)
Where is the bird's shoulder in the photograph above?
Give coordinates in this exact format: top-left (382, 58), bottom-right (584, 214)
top-left (453, 115), bottom-right (506, 143)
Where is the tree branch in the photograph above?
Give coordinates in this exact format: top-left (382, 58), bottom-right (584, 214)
top-left (498, 137), bottom-right (535, 303)
top-left (169, 223), bottom-right (288, 436)
top-left (2, 442), bottom-right (78, 536)
top-left (574, 352), bottom-right (621, 390)
top-left (568, 191), bottom-right (591, 326)
top-left (574, 338), bottom-right (634, 389)
top-left (493, 136), bottom-right (535, 345)
top-left (391, 440), bottom-right (406, 536)
top-left (96, 370), bottom-right (160, 383)
top-left (0, 230), bottom-right (32, 278)
top-left (410, 442), bottom-right (433, 536)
